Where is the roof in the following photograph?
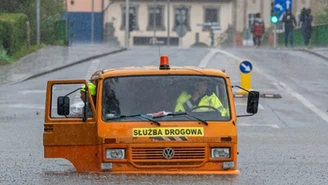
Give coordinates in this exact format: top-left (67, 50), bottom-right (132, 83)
top-left (100, 66), bottom-right (228, 78)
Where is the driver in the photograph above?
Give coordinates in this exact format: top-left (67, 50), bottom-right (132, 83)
top-left (174, 80), bottom-right (228, 116)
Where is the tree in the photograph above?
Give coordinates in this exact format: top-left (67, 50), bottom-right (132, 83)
top-left (0, 0), bottom-right (30, 13)
top-left (318, 0), bottom-right (328, 4)
top-left (312, 0), bottom-right (328, 25)
top-left (0, 0), bottom-right (64, 44)
top-left (314, 5), bottom-right (328, 25)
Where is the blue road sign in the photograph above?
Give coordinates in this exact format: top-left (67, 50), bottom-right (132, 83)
top-left (239, 60), bottom-right (253, 74)
top-left (274, 0), bottom-right (293, 20)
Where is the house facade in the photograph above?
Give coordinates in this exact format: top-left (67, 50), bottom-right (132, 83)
top-left (65, 0), bottom-right (321, 47)
top-left (104, 0), bottom-right (234, 48)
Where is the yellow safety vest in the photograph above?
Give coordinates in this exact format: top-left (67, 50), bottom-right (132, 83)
top-left (174, 91), bottom-right (228, 117)
top-left (81, 82), bottom-right (96, 96)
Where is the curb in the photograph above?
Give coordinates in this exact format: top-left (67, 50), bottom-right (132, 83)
top-left (234, 93), bottom-right (282, 99)
top-left (293, 48), bottom-right (328, 61)
top-left (3, 47), bottom-right (127, 86)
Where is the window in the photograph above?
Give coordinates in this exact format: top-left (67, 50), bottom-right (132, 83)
top-left (51, 83), bottom-right (95, 118)
top-left (120, 5), bottom-right (139, 30)
top-left (102, 75), bottom-right (231, 122)
top-left (245, 13), bottom-right (257, 42)
top-left (203, 7), bottom-right (220, 31)
top-left (248, 13), bottom-right (256, 29)
top-left (147, 6), bottom-right (165, 31)
top-left (205, 8), bottom-right (218, 23)
top-left (173, 6), bottom-right (191, 31)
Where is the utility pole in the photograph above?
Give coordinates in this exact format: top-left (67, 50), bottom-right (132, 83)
top-left (167, 0), bottom-right (170, 47)
top-left (91, 0), bottom-right (94, 44)
top-left (125, 0), bottom-right (129, 48)
top-left (65, 0), bottom-right (69, 45)
top-left (36, 0), bottom-right (40, 45)
top-left (232, 0), bottom-right (237, 47)
top-left (153, 0), bottom-right (156, 45)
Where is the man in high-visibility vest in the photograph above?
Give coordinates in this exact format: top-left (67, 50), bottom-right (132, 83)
top-left (76, 82), bottom-right (97, 117)
top-left (174, 80), bottom-right (228, 117)
top-left (80, 70), bottom-right (101, 105)
top-left (80, 82), bottom-right (97, 104)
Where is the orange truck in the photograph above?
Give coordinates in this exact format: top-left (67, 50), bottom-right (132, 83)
top-left (43, 56), bottom-right (259, 174)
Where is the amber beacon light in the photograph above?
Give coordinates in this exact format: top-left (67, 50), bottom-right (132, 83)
top-left (159, 55), bottom-right (170, 70)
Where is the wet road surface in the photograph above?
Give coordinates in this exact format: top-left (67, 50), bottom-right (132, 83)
top-left (1, 47), bottom-right (328, 185)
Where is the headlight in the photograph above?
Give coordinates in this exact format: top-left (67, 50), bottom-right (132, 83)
top-left (211, 148), bottom-right (230, 158)
top-left (106, 149), bottom-right (125, 159)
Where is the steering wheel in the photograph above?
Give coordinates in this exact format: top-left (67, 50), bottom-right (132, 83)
top-left (191, 105), bottom-right (219, 112)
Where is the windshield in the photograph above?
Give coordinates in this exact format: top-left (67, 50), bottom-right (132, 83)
top-left (102, 75), bottom-right (231, 122)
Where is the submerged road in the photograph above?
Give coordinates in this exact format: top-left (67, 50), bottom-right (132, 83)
top-left (0, 47), bottom-right (327, 185)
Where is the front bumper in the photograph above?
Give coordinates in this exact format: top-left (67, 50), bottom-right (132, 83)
top-left (100, 143), bottom-right (239, 174)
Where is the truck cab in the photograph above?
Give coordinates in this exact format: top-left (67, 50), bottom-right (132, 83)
top-left (43, 55), bottom-right (259, 174)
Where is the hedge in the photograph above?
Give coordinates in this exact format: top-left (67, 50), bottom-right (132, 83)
top-left (0, 40), bottom-right (10, 64)
top-left (278, 24), bottom-right (328, 47)
top-left (0, 13), bottom-right (27, 56)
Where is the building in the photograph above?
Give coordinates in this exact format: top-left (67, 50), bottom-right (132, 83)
top-left (235, 0), bottom-right (317, 33)
top-left (104, 0), bottom-right (234, 48)
top-left (66, 0), bottom-right (103, 44)
top-left (235, 0), bottom-right (319, 46)
top-left (66, 0), bottom-right (321, 47)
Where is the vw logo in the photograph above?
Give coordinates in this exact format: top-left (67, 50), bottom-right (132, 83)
top-left (163, 148), bottom-right (174, 159)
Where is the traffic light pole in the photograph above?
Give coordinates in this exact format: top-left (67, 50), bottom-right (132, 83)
top-left (125, 0), bottom-right (129, 48)
top-left (270, 1), bottom-right (278, 49)
top-left (273, 24), bottom-right (277, 49)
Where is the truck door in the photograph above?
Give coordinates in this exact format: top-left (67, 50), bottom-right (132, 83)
top-left (43, 80), bottom-right (101, 172)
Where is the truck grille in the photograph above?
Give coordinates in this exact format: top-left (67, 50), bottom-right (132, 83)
top-left (131, 146), bottom-right (205, 167)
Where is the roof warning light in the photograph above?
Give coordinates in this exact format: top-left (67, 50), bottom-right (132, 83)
top-left (159, 55), bottom-right (170, 70)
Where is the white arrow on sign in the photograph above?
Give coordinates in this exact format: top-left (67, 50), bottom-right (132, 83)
top-left (275, 4), bottom-right (283, 11)
top-left (241, 63), bottom-right (251, 72)
top-left (286, 0), bottom-right (291, 9)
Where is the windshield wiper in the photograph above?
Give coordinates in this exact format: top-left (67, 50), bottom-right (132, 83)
top-left (105, 114), bottom-right (161, 126)
top-left (154, 112), bottom-right (208, 126)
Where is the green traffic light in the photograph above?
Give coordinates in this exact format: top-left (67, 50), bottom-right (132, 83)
top-left (270, 16), bottom-right (278, 24)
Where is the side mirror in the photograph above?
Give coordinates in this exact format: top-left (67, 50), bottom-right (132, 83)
top-left (247, 91), bottom-right (259, 114)
top-left (57, 96), bottom-right (70, 115)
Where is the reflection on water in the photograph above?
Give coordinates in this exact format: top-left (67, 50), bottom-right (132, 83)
top-left (41, 171), bottom-right (238, 185)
